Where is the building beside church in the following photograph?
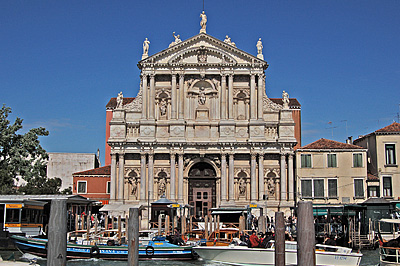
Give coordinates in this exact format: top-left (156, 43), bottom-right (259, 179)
top-left (105, 13), bottom-right (301, 219)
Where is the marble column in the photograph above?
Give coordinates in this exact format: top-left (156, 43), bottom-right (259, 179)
top-left (140, 153), bottom-right (146, 201)
top-left (149, 74), bottom-right (155, 119)
top-left (178, 154), bottom-right (184, 201)
top-left (171, 74), bottom-right (177, 119)
top-left (257, 74), bottom-right (264, 119)
top-left (280, 154), bottom-right (287, 201)
top-left (178, 74), bottom-right (184, 119)
top-left (228, 74), bottom-right (234, 120)
top-left (118, 154), bottom-right (125, 201)
top-left (250, 74), bottom-right (256, 120)
top-left (170, 152), bottom-right (176, 200)
top-left (251, 152), bottom-right (257, 201)
top-left (110, 154), bottom-right (117, 200)
top-left (220, 74), bottom-right (227, 120)
top-left (288, 154), bottom-right (294, 201)
top-left (148, 153), bottom-right (154, 201)
top-left (258, 153), bottom-right (264, 201)
top-left (221, 153), bottom-right (227, 202)
top-left (228, 153), bottom-right (234, 201)
top-left (141, 74), bottom-right (148, 119)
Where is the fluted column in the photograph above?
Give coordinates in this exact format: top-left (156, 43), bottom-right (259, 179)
top-left (149, 74), bottom-right (155, 119)
top-left (171, 74), bottom-right (177, 119)
top-left (257, 74), bottom-right (264, 119)
top-left (178, 74), bottom-right (184, 119)
top-left (110, 153), bottom-right (117, 200)
top-left (140, 152), bottom-right (146, 201)
top-left (170, 152), bottom-right (176, 200)
top-left (228, 153), bottom-right (234, 201)
top-left (178, 153), bottom-right (184, 201)
top-left (220, 74), bottom-right (227, 120)
top-left (280, 154), bottom-right (287, 201)
top-left (118, 153), bottom-right (125, 201)
top-left (148, 153), bottom-right (154, 201)
top-left (228, 74), bottom-right (234, 120)
top-left (141, 74), bottom-right (148, 119)
top-left (221, 153), bottom-right (227, 202)
top-left (251, 152), bottom-right (257, 201)
top-left (250, 74), bottom-right (256, 119)
top-left (258, 153), bottom-right (264, 201)
top-left (288, 154), bottom-right (294, 201)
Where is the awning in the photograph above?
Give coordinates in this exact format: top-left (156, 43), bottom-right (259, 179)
top-left (211, 210), bottom-right (244, 215)
top-left (396, 203), bottom-right (400, 209)
top-left (380, 218), bottom-right (400, 224)
top-left (313, 209), bottom-right (327, 216)
top-left (99, 204), bottom-right (119, 212)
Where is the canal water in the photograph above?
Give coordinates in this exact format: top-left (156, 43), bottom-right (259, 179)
top-left (0, 249), bottom-right (380, 265)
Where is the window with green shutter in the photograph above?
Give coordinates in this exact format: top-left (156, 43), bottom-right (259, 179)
top-left (328, 179), bottom-right (338, 198)
top-left (353, 153), bottom-right (363, 167)
top-left (327, 154), bottom-right (337, 168)
top-left (301, 154), bottom-right (312, 168)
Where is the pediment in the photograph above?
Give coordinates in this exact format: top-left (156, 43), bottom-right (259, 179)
top-left (139, 33), bottom-right (267, 68)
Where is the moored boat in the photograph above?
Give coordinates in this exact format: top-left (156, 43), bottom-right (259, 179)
top-left (193, 240), bottom-right (363, 266)
top-left (11, 235), bottom-right (197, 261)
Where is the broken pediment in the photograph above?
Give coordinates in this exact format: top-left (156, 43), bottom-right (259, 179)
top-left (139, 33), bottom-right (268, 69)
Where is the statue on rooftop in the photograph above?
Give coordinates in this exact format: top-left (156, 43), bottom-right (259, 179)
top-left (116, 91), bottom-right (123, 108)
top-left (169, 32), bottom-right (182, 48)
top-left (282, 90), bottom-right (289, 109)
top-left (142, 38), bottom-right (150, 59)
top-left (256, 38), bottom-right (264, 60)
top-left (200, 11), bottom-right (207, 33)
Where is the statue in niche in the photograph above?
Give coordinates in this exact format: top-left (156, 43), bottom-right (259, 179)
top-left (239, 178), bottom-right (246, 195)
top-left (282, 90), bottom-right (289, 109)
top-left (256, 38), bottom-right (263, 55)
top-left (159, 99), bottom-right (167, 116)
top-left (267, 177), bottom-right (275, 197)
top-left (198, 87), bottom-right (206, 105)
top-left (158, 177), bottom-right (166, 196)
top-left (200, 11), bottom-right (207, 33)
top-left (143, 38), bottom-right (150, 56)
top-left (125, 176), bottom-right (138, 199)
top-left (116, 91), bottom-right (123, 108)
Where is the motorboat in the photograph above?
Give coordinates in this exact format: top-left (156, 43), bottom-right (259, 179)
top-left (378, 219), bottom-right (400, 265)
top-left (11, 234), bottom-right (197, 261)
top-left (193, 240), bottom-right (363, 266)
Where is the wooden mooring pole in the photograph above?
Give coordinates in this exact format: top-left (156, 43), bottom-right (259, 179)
top-left (47, 199), bottom-right (67, 266)
top-left (128, 208), bottom-right (139, 266)
top-left (275, 212), bottom-right (285, 266)
top-left (297, 201), bottom-right (316, 266)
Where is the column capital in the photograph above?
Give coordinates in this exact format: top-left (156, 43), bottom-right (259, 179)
top-left (179, 73), bottom-right (185, 80)
top-left (220, 73), bottom-right (227, 78)
top-left (141, 73), bottom-right (148, 78)
top-left (149, 73), bottom-right (156, 78)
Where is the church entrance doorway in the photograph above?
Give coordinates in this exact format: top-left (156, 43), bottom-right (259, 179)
top-left (188, 162), bottom-right (216, 218)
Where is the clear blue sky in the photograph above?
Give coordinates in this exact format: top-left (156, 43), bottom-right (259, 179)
top-left (1, 1), bottom-right (399, 165)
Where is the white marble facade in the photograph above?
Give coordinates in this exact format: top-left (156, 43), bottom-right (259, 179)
top-left (108, 30), bottom-right (298, 217)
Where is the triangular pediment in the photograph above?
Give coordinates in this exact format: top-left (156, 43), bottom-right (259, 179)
top-left (139, 33), bottom-right (267, 68)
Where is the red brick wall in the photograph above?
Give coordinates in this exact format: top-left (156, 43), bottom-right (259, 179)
top-left (73, 176), bottom-right (110, 201)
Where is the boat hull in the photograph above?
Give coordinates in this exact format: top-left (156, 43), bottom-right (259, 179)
top-left (193, 245), bottom-right (362, 266)
top-left (11, 235), bottom-right (196, 261)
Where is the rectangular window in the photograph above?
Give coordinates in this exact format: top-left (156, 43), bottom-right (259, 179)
top-left (77, 181), bottom-right (87, 194)
top-left (383, 176), bottom-right (392, 197)
top-left (301, 180), bottom-right (312, 198)
top-left (106, 181), bottom-right (111, 194)
top-left (367, 186), bottom-right (379, 198)
top-left (354, 179), bottom-right (364, 198)
top-left (313, 179), bottom-right (324, 198)
top-left (327, 154), bottom-right (337, 168)
top-left (385, 144), bottom-right (396, 165)
top-left (328, 179), bottom-right (338, 198)
top-left (353, 153), bottom-right (363, 167)
top-left (301, 154), bottom-right (312, 168)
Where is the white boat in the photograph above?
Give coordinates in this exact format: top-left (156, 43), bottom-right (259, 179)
top-left (193, 240), bottom-right (363, 266)
top-left (378, 219), bottom-right (400, 266)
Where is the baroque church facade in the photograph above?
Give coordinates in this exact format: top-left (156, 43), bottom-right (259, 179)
top-left (106, 14), bottom-right (301, 218)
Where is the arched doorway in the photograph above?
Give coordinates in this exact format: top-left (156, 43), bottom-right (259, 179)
top-left (188, 162), bottom-right (216, 218)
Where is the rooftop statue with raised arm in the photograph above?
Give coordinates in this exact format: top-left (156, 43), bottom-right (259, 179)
top-left (200, 11), bottom-right (207, 33)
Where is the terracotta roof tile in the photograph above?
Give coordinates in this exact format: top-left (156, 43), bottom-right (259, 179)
top-left (106, 97), bottom-right (135, 109)
top-left (299, 138), bottom-right (364, 150)
top-left (73, 165), bottom-right (111, 176)
top-left (376, 122), bottom-right (400, 133)
top-left (270, 98), bottom-right (301, 108)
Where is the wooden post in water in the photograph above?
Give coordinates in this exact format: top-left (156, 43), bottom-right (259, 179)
top-left (189, 215), bottom-right (193, 232)
top-left (205, 215), bottom-right (209, 239)
top-left (47, 199), bottom-right (67, 266)
top-left (158, 214), bottom-right (162, 236)
top-left (297, 201), bottom-right (316, 266)
top-left (94, 214), bottom-right (98, 235)
top-left (181, 213), bottom-right (186, 236)
top-left (239, 215), bottom-right (245, 233)
top-left (86, 211), bottom-right (91, 241)
top-left (75, 214), bottom-right (79, 232)
top-left (128, 208), bottom-right (139, 266)
top-left (118, 215), bottom-right (122, 244)
top-left (165, 215), bottom-right (170, 234)
top-left (275, 212), bottom-right (285, 266)
top-left (217, 215), bottom-right (220, 233)
top-left (105, 214), bottom-right (109, 231)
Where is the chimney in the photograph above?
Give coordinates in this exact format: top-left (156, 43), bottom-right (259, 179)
top-left (347, 136), bottom-right (353, 144)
